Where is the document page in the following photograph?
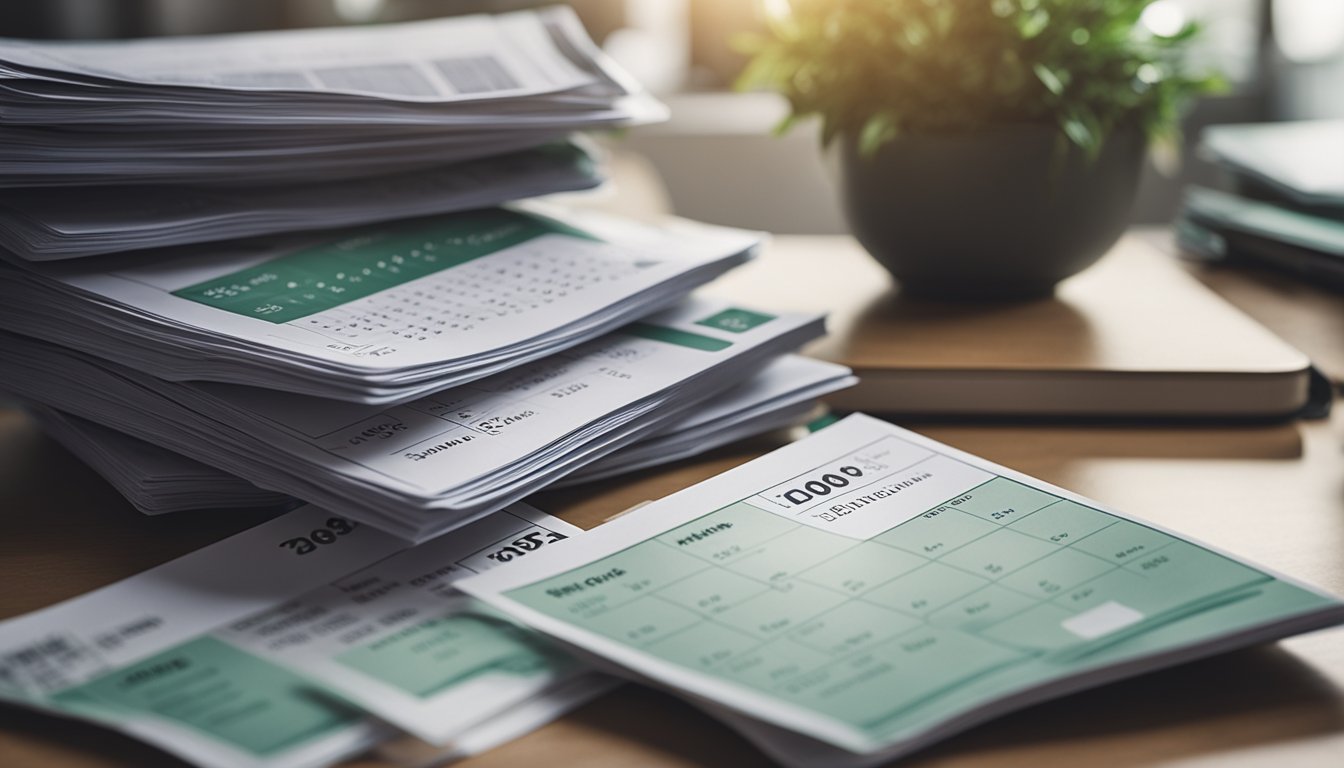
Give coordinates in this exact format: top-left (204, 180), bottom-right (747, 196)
top-left (0, 141), bottom-right (601, 260)
top-left (216, 509), bottom-right (605, 745)
top-left (461, 414), bottom-right (1344, 756)
top-left (24, 353), bottom-right (851, 517)
top-left (0, 504), bottom-right (594, 768)
top-left (200, 299), bottom-right (821, 499)
top-left (0, 506), bottom-right (405, 768)
top-left (0, 297), bottom-right (821, 536)
top-left (562, 355), bottom-right (857, 484)
top-left (0, 9), bottom-right (593, 102)
top-left (34, 206), bottom-right (758, 373)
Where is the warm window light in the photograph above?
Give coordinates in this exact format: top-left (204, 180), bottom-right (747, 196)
top-left (1140, 0), bottom-right (1188, 38)
top-left (762, 0), bottom-right (793, 22)
top-left (1274, 0), bottom-right (1344, 63)
top-left (334, 0), bottom-right (385, 23)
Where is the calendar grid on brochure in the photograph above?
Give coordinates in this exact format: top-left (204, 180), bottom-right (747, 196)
top-left (470, 416), bottom-right (1344, 752)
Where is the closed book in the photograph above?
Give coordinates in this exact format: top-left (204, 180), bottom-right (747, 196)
top-left (703, 233), bottom-right (1312, 418)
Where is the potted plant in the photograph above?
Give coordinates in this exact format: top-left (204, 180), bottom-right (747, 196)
top-left (739, 0), bottom-right (1219, 299)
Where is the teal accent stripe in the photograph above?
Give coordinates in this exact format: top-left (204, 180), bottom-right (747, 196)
top-left (806, 411), bottom-right (841, 432)
top-left (624, 323), bottom-right (732, 352)
top-left (172, 208), bottom-right (593, 324)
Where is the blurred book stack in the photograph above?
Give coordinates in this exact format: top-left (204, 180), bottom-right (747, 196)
top-left (0, 8), bottom-right (855, 537)
top-left (1177, 120), bottom-right (1344, 290)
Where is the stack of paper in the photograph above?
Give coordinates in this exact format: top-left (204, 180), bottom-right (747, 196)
top-left (1, 297), bottom-right (826, 540)
top-left (0, 502), bottom-right (616, 768)
top-left (562, 355), bottom-right (854, 485)
top-left (0, 205), bottom-right (761, 402)
top-left (1179, 121), bottom-right (1344, 289)
top-left (0, 142), bottom-right (602, 261)
top-left (0, 7), bottom-right (662, 187)
top-left (0, 6), bottom-right (849, 547)
top-left (5, 418), bottom-right (1340, 768)
top-left (0, 6), bottom-right (661, 264)
top-left (29, 407), bottom-right (299, 516)
top-left (29, 355), bottom-right (855, 516)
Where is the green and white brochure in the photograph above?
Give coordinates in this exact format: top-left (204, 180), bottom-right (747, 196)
top-left (26, 353), bottom-right (855, 516)
top-left (216, 507), bottom-right (607, 745)
top-left (460, 414), bottom-right (1344, 763)
top-left (205, 297), bottom-right (822, 509)
top-left (0, 504), bottom-right (600, 768)
top-left (58, 204), bottom-right (748, 372)
top-left (0, 203), bottom-right (760, 403)
top-left (0, 296), bottom-right (824, 540)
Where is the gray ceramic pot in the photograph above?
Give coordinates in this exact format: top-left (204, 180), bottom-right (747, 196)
top-left (836, 121), bottom-right (1146, 299)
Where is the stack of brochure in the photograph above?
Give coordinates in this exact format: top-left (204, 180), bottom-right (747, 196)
top-left (0, 6), bottom-right (661, 260)
top-left (3, 418), bottom-right (1340, 768)
top-left (29, 407), bottom-right (299, 517)
top-left (1177, 121), bottom-right (1344, 290)
top-left (0, 143), bottom-right (602, 261)
top-left (1, 296), bottom-right (828, 540)
top-left (0, 7), bottom-right (659, 183)
top-left (0, 8), bottom-right (852, 542)
top-left (0, 205), bottom-right (761, 402)
top-left (29, 355), bottom-right (854, 516)
top-left (0, 502), bottom-right (616, 768)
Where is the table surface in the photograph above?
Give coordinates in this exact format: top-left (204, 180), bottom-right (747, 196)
top-left (1, 237), bottom-right (1343, 768)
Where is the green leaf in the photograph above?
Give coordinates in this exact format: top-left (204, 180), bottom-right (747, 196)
top-left (1018, 9), bottom-right (1050, 39)
top-left (858, 112), bottom-right (898, 156)
top-left (1033, 63), bottom-right (1065, 96)
top-left (738, 0), bottom-right (1221, 155)
top-left (1062, 116), bottom-right (1097, 155)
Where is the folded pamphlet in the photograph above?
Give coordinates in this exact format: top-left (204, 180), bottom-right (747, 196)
top-left (0, 205), bottom-right (760, 404)
top-left (460, 414), bottom-right (1344, 766)
top-left (0, 503), bottom-right (609, 768)
top-left (31, 406), bottom-right (295, 516)
top-left (0, 142), bottom-right (601, 261)
top-left (0, 125), bottom-right (588, 190)
top-left (0, 298), bottom-right (825, 540)
top-left (561, 354), bottom-right (856, 485)
top-left (0, 7), bottom-right (664, 186)
top-left (8, 414), bottom-right (1339, 767)
top-left (29, 355), bottom-right (855, 516)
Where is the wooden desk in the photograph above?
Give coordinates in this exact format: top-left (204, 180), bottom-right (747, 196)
top-left (1, 242), bottom-right (1342, 768)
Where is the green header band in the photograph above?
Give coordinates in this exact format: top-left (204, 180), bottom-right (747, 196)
top-left (624, 323), bottom-right (732, 352)
top-left (696, 308), bottom-right (777, 334)
top-left (172, 208), bottom-right (592, 325)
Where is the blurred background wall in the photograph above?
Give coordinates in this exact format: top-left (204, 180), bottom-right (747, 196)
top-left (3, 0), bottom-right (1341, 234)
